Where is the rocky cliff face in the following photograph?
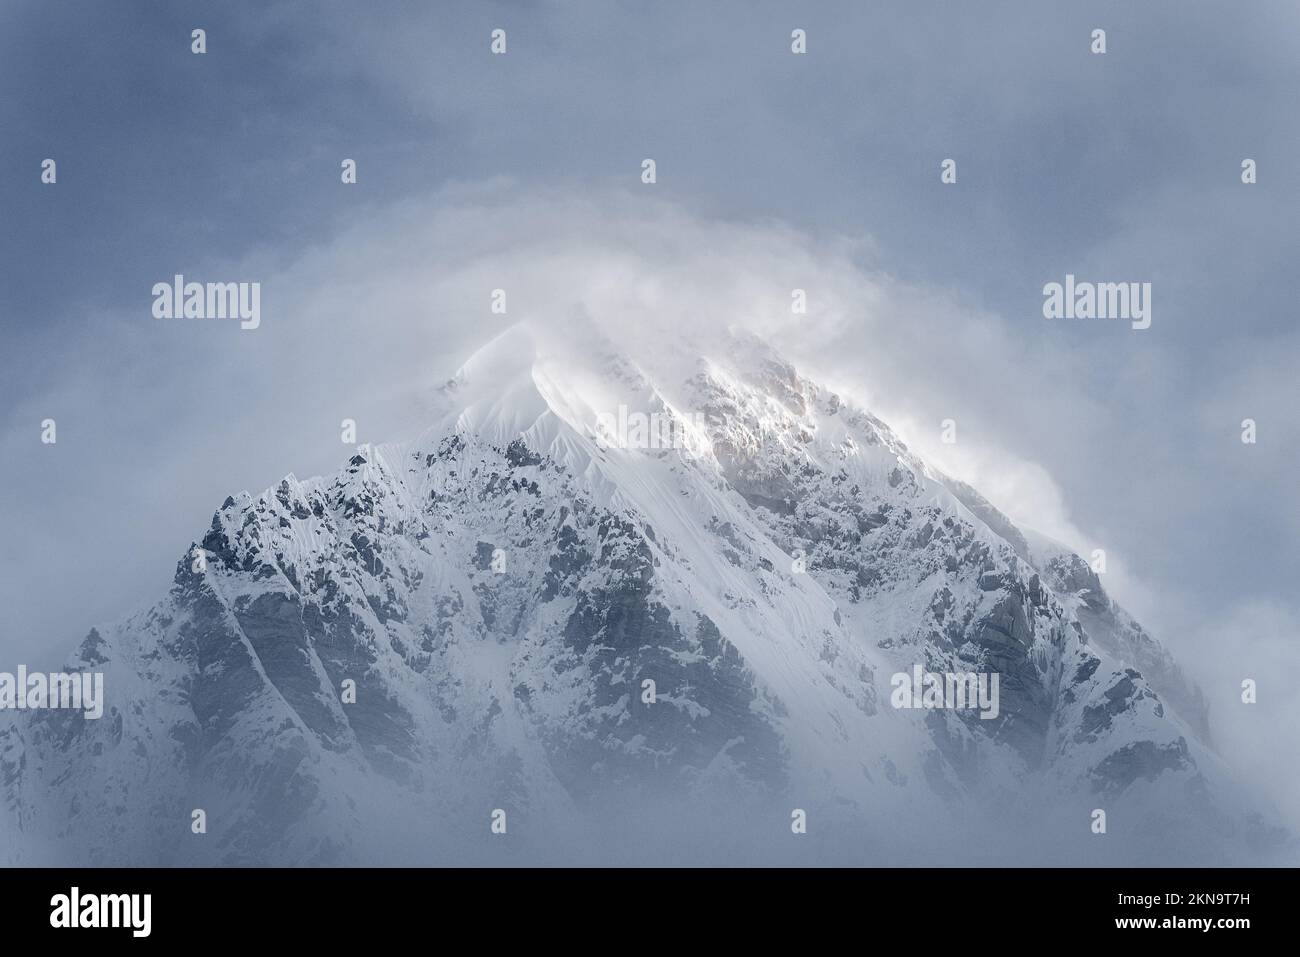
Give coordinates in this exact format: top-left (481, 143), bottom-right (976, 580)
top-left (0, 325), bottom-right (1281, 865)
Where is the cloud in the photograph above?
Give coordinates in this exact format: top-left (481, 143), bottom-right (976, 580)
top-left (1176, 598), bottom-right (1300, 833)
top-left (0, 183), bottom-right (1152, 654)
top-left (2, 176), bottom-right (1296, 821)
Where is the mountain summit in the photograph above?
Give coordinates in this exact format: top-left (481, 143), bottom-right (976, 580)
top-left (0, 325), bottom-right (1281, 865)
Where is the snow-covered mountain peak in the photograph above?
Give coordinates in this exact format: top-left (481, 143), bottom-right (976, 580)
top-left (0, 326), bottom-right (1282, 866)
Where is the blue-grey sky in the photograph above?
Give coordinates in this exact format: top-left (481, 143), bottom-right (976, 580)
top-left (2, 1), bottom-right (1297, 815)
